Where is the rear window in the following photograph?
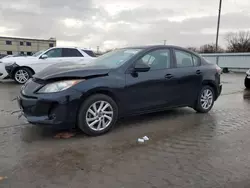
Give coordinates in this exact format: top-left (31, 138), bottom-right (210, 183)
top-left (82, 50), bottom-right (96, 57)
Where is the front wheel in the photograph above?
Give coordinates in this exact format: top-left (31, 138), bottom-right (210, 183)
top-left (13, 67), bottom-right (32, 84)
top-left (77, 94), bottom-right (118, 136)
top-left (245, 77), bottom-right (250, 89)
top-left (194, 85), bottom-right (215, 113)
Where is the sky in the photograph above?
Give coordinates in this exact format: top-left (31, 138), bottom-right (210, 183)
top-left (0, 0), bottom-right (250, 51)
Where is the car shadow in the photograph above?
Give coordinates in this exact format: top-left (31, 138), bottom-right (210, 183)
top-left (20, 107), bottom-right (216, 144)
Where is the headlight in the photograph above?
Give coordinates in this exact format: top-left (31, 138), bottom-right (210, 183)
top-left (37, 80), bottom-right (84, 93)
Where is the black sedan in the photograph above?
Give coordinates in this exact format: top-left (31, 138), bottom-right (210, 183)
top-left (18, 45), bottom-right (222, 136)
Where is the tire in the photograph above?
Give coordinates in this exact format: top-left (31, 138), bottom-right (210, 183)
top-left (194, 85), bottom-right (215, 113)
top-left (13, 67), bottom-right (33, 84)
top-left (245, 77), bottom-right (250, 89)
top-left (77, 94), bottom-right (118, 136)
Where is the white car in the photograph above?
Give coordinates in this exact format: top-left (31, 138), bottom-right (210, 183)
top-left (0, 47), bottom-right (96, 84)
top-left (245, 69), bottom-right (250, 89)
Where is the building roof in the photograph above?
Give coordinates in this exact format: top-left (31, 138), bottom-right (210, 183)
top-left (0, 36), bottom-right (56, 42)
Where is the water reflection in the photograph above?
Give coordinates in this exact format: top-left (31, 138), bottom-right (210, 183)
top-left (243, 89), bottom-right (250, 99)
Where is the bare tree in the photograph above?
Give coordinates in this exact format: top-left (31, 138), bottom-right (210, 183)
top-left (225, 31), bottom-right (250, 52)
top-left (186, 47), bottom-right (199, 52)
top-left (199, 44), bottom-right (224, 53)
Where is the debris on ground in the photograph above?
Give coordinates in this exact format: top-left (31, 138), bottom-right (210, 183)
top-left (54, 132), bottom-right (76, 139)
top-left (138, 136), bottom-right (150, 143)
top-left (137, 138), bottom-right (145, 143)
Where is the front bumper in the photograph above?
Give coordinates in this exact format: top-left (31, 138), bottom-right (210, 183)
top-left (17, 89), bottom-right (83, 128)
top-left (5, 63), bottom-right (19, 78)
top-left (0, 64), bottom-right (9, 80)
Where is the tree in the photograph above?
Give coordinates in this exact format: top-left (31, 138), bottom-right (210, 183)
top-left (186, 47), bottom-right (199, 52)
top-left (225, 31), bottom-right (250, 52)
top-left (199, 44), bottom-right (224, 53)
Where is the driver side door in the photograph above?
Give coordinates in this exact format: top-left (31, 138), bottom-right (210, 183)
top-left (124, 48), bottom-right (176, 114)
top-left (32, 48), bottom-right (63, 73)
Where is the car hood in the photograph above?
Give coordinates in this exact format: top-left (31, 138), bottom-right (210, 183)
top-left (34, 62), bottom-right (111, 80)
top-left (1, 56), bottom-right (37, 63)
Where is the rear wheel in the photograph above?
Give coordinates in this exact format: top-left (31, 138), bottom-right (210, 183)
top-left (245, 77), bottom-right (250, 89)
top-left (77, 94), bottom-right (118, 136)
top-left (13, 67), bottom-right (32, 84)
top-left (194, 85), bottom-right (215, 113)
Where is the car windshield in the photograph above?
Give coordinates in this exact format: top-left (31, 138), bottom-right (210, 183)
top-left (91, 48), bottom-right (142, 68)
top-left (32, 50), bottom-right (44, 57)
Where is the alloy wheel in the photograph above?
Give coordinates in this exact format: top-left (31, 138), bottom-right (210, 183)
top-left (200, 89), bottom-right (213, 110)
top-left (86, 100), bottom-right (113, 131)
top-left (15, 69), bottom-right (29, 84)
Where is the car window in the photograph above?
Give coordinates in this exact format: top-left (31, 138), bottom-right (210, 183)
top-left (174, 50), bottom-right (193, 68)
top-left (81, 49), bottom-right (96, 57)
top-left (44, 48), bottom-right (62, 58)
top-left (63, 48), bottom-right (83, 57)
top-left (137, 49), bottom-right (170, 70)
top-left (192, 55), bottom-right (200, 66)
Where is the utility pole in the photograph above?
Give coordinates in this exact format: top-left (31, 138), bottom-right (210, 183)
top-left (215, 0), bottom-right (222, 52)
top-left (215, 0), bottom-right (222, 64)
top-left (163, 40), bottom-right (166, 45)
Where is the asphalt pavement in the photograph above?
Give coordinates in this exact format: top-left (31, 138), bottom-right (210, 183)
top-left (0, 73), bottom-right (250, 188)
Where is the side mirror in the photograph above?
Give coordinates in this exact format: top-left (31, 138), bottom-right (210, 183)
top-left (134, 61), bottom-right (150, 72)
top-left (40, 54), bottom-right (48, 59)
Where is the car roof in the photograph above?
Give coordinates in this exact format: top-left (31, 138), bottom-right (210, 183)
top-left (123, 45), bottom-right (188, 50)
top-left (123, 45), bottom-right (201, 57)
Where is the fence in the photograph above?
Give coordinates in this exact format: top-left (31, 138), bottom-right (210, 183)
top-left (201, 53), bottom-right (250, 72)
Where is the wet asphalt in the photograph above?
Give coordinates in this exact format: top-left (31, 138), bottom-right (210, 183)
top-left (0, 73), bottom-right (250, 188)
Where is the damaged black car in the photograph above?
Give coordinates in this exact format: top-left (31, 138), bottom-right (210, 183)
top-left (18, 45), bottom-right (222, 136)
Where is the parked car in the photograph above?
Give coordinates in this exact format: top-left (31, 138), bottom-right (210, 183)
top-left (245, 69), bottom-right (250, 89)
top-left (0, 54), bottom-right (8, 59)
top-left (17, 45), bottom-right (222, 136)
top-left (0, 47), bottom-right (96, 84)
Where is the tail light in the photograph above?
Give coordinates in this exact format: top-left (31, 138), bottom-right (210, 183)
top-left (215, 64), bottom-right (222, 74)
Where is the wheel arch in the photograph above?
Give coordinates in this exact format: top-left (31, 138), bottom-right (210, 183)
top-left (12, 66), bottom-right (35, 78)
top-left (83, 89), bottom-right (120, 107)
top-left (201, 80), bottom-right (219, 100)
top-left (75, 88), bottom-right (120, 127)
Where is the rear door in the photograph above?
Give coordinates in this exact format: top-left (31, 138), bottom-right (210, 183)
top-left (172, 48), bottom-right (203, 105)
top-left (62, 48), bottom-right (84, 63)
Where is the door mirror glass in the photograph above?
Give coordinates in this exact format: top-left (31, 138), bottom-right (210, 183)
top-left (40, 54), bottom-right (48, 59)
top-left (134, 61), bottom-right (150, 72)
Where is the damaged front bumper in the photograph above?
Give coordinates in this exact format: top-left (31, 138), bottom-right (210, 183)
top-left (5, 63), bottom-right (19, 78)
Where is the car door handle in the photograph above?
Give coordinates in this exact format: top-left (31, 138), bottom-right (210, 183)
top-left (196, 70), bottom-right (201, 74)
top-left (165, 74), bottom-right (173, 79)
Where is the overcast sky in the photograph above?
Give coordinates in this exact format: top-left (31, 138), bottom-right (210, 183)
top-left (0, 0), bottom-right (249, 50)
